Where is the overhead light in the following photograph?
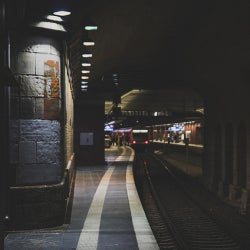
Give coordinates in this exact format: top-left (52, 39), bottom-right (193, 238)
top-left (82, 53), bottom-right (92, 58)
top-left (113, 73), bottom-right (118, 82)
top-left (81, 81), bottom-right (88, 85)
top-left (52, 1), bottom-right (71, 17)
top-left (46, 15), bottom-right (64, 22)
top-left (53, 10), bottom-right (71, 16)
top-left (81, 58), bottom-right (91, 67)
top-left (82, 70), bottom-right (90, 74)
top-left (81, 76), bottom-right (89, 80)
top-left (84, 25), bottom-right (98, 31)
top-left (83, 38), bottom-right (95, 46)
top-left (83, 41), bottom-right (95, 46)
top-left (81, 85), bottom-right (88, 89)
top-left (82, 62), bottom-right (91, 67)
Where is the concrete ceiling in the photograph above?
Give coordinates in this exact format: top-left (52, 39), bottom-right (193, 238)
top-left (104, 88), bottom-right (204, 128)
top-left (76, 0), bottom-right (194, 92)
top-left (39, 0), bottom-right (208, 95)
top-left (10, 0), bottom-right (212, 117)
top-left (105, 88), bottom-right (204, 114)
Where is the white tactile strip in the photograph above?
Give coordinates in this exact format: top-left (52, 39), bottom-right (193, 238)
top-left (76, 166), bottom-right (115, 249)
top-left (76, 147), bottom-right (159, 249)
top-left (126, 151), bottom-right (159, 250)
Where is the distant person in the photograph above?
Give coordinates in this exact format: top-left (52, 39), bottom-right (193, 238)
top-left (167, 137), bottom-right (171, 144)
top-left (111, 134), bottom-right (116, 146)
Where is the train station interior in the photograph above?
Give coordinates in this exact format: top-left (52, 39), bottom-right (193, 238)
top-left (1, 0), bottom-right (250, 249)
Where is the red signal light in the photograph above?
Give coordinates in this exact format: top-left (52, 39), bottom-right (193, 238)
top-left (132, 140), bottom-right (136, 144)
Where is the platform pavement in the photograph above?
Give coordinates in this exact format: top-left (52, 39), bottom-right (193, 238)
top-left (4, 146), bottom-right (159, 250)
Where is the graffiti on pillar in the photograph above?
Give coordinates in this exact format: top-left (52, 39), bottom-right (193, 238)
top-left (44, 60), bottom-right (60, 120)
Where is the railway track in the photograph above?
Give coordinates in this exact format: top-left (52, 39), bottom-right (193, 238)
top-left (133, 152), bottom-right (250, 249)
top-left (133, 153), bottom-right (182, 249)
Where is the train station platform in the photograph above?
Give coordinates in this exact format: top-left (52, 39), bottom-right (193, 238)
top-left (152, 140), bottom-right (203, 178)
top-left (4, 146), bottom-right (159, 250)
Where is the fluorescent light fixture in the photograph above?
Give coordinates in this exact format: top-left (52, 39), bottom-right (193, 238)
top-left (46, 15), bottom-right (63, 22)
top-left (82, 53), bottom-right (92, 58)
top-left (81, 76), bottom-right (89, 80)
top-left (81, 85), bottom-right (88, 90)
top-left (84, 25), bottom-right (98, 31)
top-left (82, 70), bottom-right (90, 74)
top-left (53, 10), bottom-right (71, 16)
top-left (82, 62), bottom-right (91, 67)
top-left (81, 81), bottom-right (88, 84)
top-left (83, 41), bottom-right (95, 46)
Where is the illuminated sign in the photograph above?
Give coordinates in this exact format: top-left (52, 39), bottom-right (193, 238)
top-left (133, 129), bottom-right (148, 133)
top-left (168, 125), bottom-right (184, 132)
top-left (104, 124), bottom-right (114, 132)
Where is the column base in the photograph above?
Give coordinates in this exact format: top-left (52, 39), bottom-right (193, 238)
top-left (240, 188), bottom-right (250, 215)
top-left (228, 184), bottom-right (241, 202)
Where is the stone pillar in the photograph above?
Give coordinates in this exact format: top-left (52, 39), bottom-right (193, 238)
top-left (228, 124), bottom-right (241, 203)
top-left (10, 33), bottom-right (62, 185)
top-left (202, 99), bottom-right (216, 189)
top-left (243, 125), bottom-right (250, 214)
top-left (240, 188), bottom-right (250, 215)
top-left (245, 126), bottom-right (250, 190)
top-left (8, 32), bottom-right (71, 230)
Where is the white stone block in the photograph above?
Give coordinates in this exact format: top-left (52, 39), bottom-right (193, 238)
top-left (20, 75), bottom-right (45, 97)
top-left (35, 54), bottom-right (60, 76)
top-left (11, 52), bottom-right (36, 74)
